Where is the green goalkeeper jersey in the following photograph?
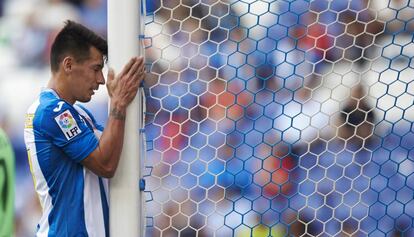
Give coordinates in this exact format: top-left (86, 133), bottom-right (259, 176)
top-left (0, 128), bottom-right (14, 236)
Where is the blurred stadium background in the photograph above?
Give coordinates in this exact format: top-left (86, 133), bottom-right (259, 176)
top-left (1, 0), bottom-right (414, 236)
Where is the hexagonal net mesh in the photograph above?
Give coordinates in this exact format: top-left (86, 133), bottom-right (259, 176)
top-left (140, 0), bottom-right (414, 236)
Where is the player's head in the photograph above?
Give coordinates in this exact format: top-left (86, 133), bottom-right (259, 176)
top-left (51, 20), bottom-right (108, 103)
top-left (50, 20), bottom-right (107, 73)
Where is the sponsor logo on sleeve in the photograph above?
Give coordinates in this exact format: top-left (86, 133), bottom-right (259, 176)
top-left (53, 101), bottom-right (65, 112)
top-left (54, 110), bottom-right (82, 140)
top-left (25, 114), bottom-right (34, 129)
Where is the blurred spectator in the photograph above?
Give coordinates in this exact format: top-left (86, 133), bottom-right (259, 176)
top-left (79, 0), bottom-right (107, 37)
top-left (65, 0), bottom-right (83, 7)
top-left (15, 0), bottom-right (80, 67)
top-left (0, 0), bottom-right (4, 17)
top-left (373, 0), bottom-right (414, 33)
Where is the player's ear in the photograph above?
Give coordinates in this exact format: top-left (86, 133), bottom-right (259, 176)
top-left (62, 56), bottom-right (73, 73)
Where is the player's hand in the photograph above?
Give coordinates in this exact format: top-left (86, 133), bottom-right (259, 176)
top-left (106, 57), bottom-right (145, 108)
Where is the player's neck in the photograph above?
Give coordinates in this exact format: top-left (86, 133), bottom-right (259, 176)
top-left (48, 75), bottom-right (76, 105)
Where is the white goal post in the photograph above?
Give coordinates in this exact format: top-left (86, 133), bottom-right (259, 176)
top-left (107, 0), bottom-right (144, 236)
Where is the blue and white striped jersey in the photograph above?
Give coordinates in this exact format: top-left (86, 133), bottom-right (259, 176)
top-left (24, 89), bottom-right (109, 237)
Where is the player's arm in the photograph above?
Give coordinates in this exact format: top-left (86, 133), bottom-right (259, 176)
top-left (81, 57), bottom-right (145, 178)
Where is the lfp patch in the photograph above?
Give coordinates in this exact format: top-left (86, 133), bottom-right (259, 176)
top-left (55, 110), bottom-right (82, 140)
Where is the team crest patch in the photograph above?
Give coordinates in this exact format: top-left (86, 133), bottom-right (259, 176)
top-left (54, 110), bottom-right (82, 140)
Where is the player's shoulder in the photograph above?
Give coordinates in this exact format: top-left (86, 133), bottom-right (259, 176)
top-left (31, 90), bottom-right (79, 128)
top-left (37, 90), bottom-right (74, 116)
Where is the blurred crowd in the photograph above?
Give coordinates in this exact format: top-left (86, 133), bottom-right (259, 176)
top-left (143, 0), bottom-right (414, 236)
top-left (1, 0), bottom-right (414, 236)
top-left (3, 0), bottom-right (107, 68)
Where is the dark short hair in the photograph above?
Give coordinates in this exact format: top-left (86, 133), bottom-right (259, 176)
top-left (50, 20), bottom-right (108, 72)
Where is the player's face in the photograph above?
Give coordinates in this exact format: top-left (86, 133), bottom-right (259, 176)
top-left (71, 47), bottom-right (105, 103)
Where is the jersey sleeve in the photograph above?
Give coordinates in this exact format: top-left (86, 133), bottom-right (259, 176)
top-left (38, 101), bottom-right (99, 162)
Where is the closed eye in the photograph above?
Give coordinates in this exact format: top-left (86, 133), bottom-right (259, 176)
top-left (92, 66), bottom-right (103, 72)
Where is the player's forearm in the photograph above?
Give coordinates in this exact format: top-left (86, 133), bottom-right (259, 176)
top-left (97, 100), bottom-right (127, 175)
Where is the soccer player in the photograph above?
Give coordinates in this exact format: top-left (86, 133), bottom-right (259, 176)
top-left (0, 128), bottom-right (14, 237)
top-left (23, 20), bottom-right (144, 236)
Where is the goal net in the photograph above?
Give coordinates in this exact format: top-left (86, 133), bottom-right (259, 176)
top-left (141, 0), bottom-right (414, 236)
